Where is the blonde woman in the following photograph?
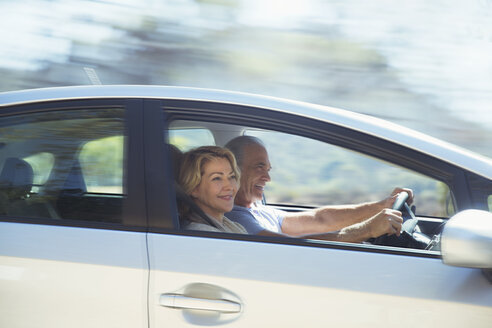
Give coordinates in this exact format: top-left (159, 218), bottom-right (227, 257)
top-left (178, 146), bottom-right (247, 234)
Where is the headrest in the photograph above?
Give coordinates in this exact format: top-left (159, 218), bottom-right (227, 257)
top-left (169, 144), bottom-right (183, 178)
top-left (0, 157), bottom-right (34, 199)
top-left (175, 182), bottom-right (219, 229)
top-left (62, 160), bottom-right (87, 194)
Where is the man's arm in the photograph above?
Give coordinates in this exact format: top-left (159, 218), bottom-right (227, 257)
top-left (258, 208), bottom-right (404, 243)
top-left (281, 187), bottom-right (413, 236)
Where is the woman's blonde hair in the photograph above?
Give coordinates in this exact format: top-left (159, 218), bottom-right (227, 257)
top-left (177, 146), bottom-right (240, 218)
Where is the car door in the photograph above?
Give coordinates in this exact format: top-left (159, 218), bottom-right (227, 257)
top-left (146, 99), bottom-right (492, 327)
top-left (0, 98), bottom-right (149, 328)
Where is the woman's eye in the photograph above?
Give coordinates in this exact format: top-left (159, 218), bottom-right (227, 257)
top-left (230, 175), bottom-right (237, 180)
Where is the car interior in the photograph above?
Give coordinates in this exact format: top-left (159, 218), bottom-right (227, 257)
top-left (0, 111), bottom-right (451, 252)
top-left (0, 108), bottom-right (125, 224)
top-left (167, 119), bottom-right (448, 252)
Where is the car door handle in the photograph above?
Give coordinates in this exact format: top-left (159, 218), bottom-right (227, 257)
top-left (159, 293), bottom-right (242, 313)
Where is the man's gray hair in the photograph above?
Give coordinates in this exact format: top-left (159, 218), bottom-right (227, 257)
top-left (224, 135), bottom-right (265, 167)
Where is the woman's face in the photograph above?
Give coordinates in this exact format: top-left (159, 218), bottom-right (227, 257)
top-left (191, 157), bottom-right (238, 220)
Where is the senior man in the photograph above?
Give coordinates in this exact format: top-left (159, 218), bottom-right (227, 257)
top-left (224, 136), bottom-right (413, 243)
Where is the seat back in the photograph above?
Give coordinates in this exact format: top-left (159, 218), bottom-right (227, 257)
top-left (57, 159), bottom-right (122, 223)
top-left (0, 157), bottom-right (34, 200)
top-left (61, 159), bottom-right (87, 194)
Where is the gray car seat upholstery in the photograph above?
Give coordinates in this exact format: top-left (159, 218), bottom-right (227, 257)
top-left (0, 157), bottom-right (59, 218)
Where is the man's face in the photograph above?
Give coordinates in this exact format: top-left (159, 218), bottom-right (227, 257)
top-left (235, 143), bottom-right (271, 208)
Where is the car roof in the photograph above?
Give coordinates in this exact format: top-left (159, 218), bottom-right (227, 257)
top-left (1, 85), bottom-right (491, 179)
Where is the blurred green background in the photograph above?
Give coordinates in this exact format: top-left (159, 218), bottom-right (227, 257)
top-left (2, 0), bottom-right (491, 213)
top-left (1, 0), bottom-right (490, 157)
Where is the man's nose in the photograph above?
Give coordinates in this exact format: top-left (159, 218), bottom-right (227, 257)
top-left (263, 170), bottom-right (271, 182)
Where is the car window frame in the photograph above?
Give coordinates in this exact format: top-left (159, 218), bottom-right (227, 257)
top-left (148, 98), bottom-right (480, 258)
top-left (0, 98), bottom-right (147, 231)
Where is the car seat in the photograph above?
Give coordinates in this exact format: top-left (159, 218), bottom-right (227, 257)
top-left (0, 157), bottom-right (33, 199)
top-left (0, 157), bottom-right (59, 218)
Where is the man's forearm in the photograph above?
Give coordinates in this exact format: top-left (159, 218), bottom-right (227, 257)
top-left (282, 200), bottom-right (385, 236)
top-left (301, 221), bottom-right (372, 243)
top-left (315, 200), bottom-right (386, 229)
top-left (259, 225), bottom-right (370, 243)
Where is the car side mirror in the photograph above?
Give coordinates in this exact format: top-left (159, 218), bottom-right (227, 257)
top-left (441, 209), bottom-right (492, 282)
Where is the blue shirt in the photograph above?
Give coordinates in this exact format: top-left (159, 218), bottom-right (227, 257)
top-left (226, 203), bottom-right (286, 234)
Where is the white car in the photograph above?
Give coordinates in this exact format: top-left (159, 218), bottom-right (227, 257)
top-left (1, 85), bottom-right (491, 327)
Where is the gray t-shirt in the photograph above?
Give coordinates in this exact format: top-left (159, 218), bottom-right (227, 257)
top-left (226, 203), bottom-right (286, 234)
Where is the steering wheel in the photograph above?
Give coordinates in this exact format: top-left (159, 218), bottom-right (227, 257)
top-left (393, 192), bottom-right (418, 233)
top-left (370, 192), bottom-right (422, 248)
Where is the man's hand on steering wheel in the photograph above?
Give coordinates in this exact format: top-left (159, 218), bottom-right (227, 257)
top-left (370, 189), bottom-right (428, 248)
top-left (385, 187), bottom-right (414, 209)
top-left (366, 208), bottom-right (404, 239)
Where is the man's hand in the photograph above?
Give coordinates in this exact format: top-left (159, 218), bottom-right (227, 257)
top-left (383, 187), bottom-right (414, 209)
top-left (365, 209), bottom-right (404, 238)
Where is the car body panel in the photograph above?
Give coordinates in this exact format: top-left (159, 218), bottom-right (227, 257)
top-left (0, 86), bottom-right (491, 327)
top-left (148, 233), bottom-right (492, 327)
top-left (0, 222), bottom-right (148, 328)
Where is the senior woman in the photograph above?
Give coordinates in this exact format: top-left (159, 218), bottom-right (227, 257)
top-left (177, 146), bottom-right (247, 234)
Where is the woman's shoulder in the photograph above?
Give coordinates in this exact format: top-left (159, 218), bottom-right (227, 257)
top-left (184, 217), bottom-right (247, 234)
top-left (185, 221), bottom-right (222, 232)
top-left (223, 216), bottom-right (248, 234)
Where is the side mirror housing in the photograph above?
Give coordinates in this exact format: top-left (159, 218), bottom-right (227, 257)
top-left (441, 209), bottom-right (492, 269)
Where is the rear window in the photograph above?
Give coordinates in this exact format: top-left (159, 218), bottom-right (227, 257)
top-left (0, 108), bottom-right (126, 224)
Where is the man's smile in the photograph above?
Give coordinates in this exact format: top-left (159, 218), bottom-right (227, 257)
top-left (254, 184), bottom-right (265, 191)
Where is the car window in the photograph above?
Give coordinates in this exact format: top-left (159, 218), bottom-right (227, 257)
top-left (246, 129), bottom-right (454, 217)
top-left (168, 119), bottom-right (455, 254)
top-left (488, 195), bottom-right (492, 212)
top-left (0, 108), bottom-right (126, 224)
